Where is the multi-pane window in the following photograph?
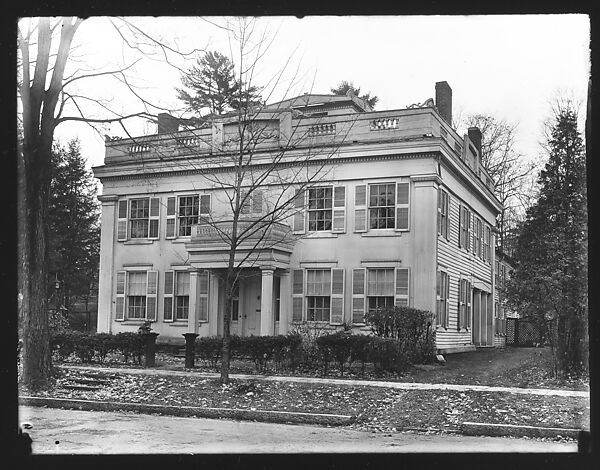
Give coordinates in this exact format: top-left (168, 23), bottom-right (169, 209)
top-left (369, 183), bottom-right (395, 229)
top-left (436, 270), bottom-right (449, 327)
top-left (127, 272), bottom-right (147, 319)
top-left (130, 198), bottom-right (150, 239)
top-left (367, 268), bottom-right (395, 313)
top-left (306, 269), bottom-right (331, 321)
top-left (178, 196), bottom-right (199, 237)
top-left (175, 272), bottom-right (190, 320)
top-left (308, 187), bottom-right (333, 231)
top-left (438, 188), bottom-right (449, 239)
top-left (459, 206), bottom-right (471, 251)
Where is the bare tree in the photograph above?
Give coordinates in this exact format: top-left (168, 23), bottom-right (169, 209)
top-left (17, 17), bottom-right (200, 388)
top-left (463, 114), bottom-right (536, 254)
top-left (174, 18), bottom-right (356, 383)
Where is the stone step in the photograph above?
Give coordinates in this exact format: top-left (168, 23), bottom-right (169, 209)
top-left (62, 384), bottom-right (102, 391)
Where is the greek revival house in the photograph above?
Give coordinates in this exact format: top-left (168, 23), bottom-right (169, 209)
top-left (93, 81), bottom-right (504, 354)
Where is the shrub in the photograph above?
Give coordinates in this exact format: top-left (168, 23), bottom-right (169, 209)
top-left (71, 331), bottom-right (96, 363)
top-left (285, 332), bottom-right (303, 372)
top-left (348, 333), bottom-right (372, 375)
top-left (94, 333), bottom-right (117, 363)
top-left (367, 337), bottom-right (410, 374)
top-left (316, 332), bottom-right (355, 376)
top-left (51, 331), bottom-right (76, 361)
top-left (114, 332), bottom-right (144, 365)
top-left (288, 322), bottom-right (330, 371)
top-left (195, 336), bottom-right (223, 369)
top-left (365, 306), bottom-right (436, 364)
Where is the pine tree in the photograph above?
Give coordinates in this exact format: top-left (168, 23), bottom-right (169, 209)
top-left (506, 104), bottom-right (587, 377)
top-left (330, 80), bottom-right (378, 109)
top-left (46, 139), bottom-right (100, 322)
top-left (177, 50), bottom-right (262, 121)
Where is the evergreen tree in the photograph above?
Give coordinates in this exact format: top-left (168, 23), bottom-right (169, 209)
top-left (47, 139), bottom-right (100, 321)
top-left (506, 104), bottom-right (587, 377)
top-left (177, 50), bottom-right (262, 121)
top-left (331, 80), bottom-right (378, 109)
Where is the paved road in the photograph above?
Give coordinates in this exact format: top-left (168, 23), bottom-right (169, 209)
top-left (19, 406), bottom-right (577, 454)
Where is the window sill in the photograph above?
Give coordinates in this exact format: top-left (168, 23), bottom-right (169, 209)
top-left (118, 320), bottom-right (149, 325)
top-left (361, 231), bottom-right (403, 238)
top-left (167, 321), bottom-right (189, 326)
top-left (124, 239), bottom-right (154, 245)
top-left (306, 232), bottom-right (339, 239)
top-left (171, 237), bottom-right (192, 244)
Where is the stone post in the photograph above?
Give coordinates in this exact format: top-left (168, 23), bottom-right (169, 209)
top-left (183, 333), bottom-right (199, 369)
top-left (142, 332), bottom-right (160, 368)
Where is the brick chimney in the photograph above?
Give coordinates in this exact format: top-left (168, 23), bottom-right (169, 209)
top-left (435, 81), bottom-right (452, 125)
top-left (157, 113), bottom-right (179, 134)
top-left (468, 127), bottom-right (482, 157)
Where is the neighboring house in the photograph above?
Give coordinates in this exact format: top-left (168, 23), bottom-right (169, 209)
top-left (494, 248), bottom-right (514, 347)
top-left (93, 81), bottom-right (504, 353)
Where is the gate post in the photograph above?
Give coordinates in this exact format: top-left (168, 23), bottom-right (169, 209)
top-left (183, 333), bottom-right (199, 369)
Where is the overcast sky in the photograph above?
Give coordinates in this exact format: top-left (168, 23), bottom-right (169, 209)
top-left (50, 15), bottom-right (590, 181)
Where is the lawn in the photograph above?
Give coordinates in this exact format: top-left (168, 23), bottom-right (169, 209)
top-left (20, 346), bottom-right (590, 438)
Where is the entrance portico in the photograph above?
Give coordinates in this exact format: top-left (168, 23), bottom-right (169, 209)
top-left (185, 220), bottom-right (294, 337)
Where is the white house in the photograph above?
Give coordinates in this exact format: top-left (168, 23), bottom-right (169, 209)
top-left (93, 81), bottom-right (504, 354)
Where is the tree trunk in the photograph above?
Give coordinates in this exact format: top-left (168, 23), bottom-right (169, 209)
top-left (19, 144), bottom-right (53, 389)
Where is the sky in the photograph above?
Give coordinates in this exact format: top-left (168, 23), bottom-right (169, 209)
top-left (47, 15), bottom-right (590, 188)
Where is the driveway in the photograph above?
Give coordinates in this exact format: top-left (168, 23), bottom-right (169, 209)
top-left (19, 406), bottom-right (577, 454)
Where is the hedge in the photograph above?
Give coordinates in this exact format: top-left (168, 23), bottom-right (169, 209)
top-left (50, 331), bottom-right (145, 364)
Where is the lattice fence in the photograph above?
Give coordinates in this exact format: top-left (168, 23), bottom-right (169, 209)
top-left (506, 318), bottom-right (544, 346)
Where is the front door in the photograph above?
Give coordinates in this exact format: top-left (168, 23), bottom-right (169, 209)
top-left (241, 275), bottom-right (261, 336)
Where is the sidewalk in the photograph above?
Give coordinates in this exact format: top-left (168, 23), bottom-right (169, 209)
top-left (57, 364), bottom-right (589, 398)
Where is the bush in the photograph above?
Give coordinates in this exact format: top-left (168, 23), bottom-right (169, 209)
top-left (114, 332), bottom-right (144, 365)
top-left (288, 322), bottom-right (330, 371)
top-left (367, 336), bottom-right (410, 374)
top-left (51, 331), bottom-right (77, 361)
top-left (94, 333), bottom-right (117, 363)
top-left (316, 332), bottom-right (355, 376)
top-left (365, 306), bottom-right (436, 364)
top-left (195, 336), bottom-right (223, 369)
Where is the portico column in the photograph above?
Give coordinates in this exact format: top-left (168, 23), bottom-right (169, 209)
top-left (278, 271), bottom-right (291, 334)
top-left (188, 271), bottom-right (199, 333)
top-left (260, 267), bottom-right (275, 336)
top-left (97, 195), bottom-right (119, 333)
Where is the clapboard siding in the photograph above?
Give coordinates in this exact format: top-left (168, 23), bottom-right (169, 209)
top-left (436, 188), bottom-right (495, 351)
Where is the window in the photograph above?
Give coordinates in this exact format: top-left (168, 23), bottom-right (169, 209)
top-left (178, 196), bottom-right (199, 237)
top-left (120, 197), bottom-right (160, 240)
top-left (483, 225), bottom-right (491, 262)
top-left (241, 189), bottom-right (264, 216)
top-left (438, 188), bottom-right (449, 239)
top-left (458, 278), bottom-right (472, 330)
top-left (127, 272), bottom-right (147, 318)
top-left (474, 217), bottom-right (483, 258)
top-left (306, 269), bottom-right (331, 321)
top-left (293, 268), bottom-right (345, 324)
top-left (115, 270), bottom-right (158, 322)
top-left (231, 283), bottom-right (239, 322)
top-left (369, 183), bottom-right (395, 229)
top-left (308, 187), bottom-right (333, 231)
top-left (175, 272), bottom-right (190, 320)
top-left (176, 194), bottom-right (210, 237)
top-left (436, 270), bottom-right (449, 327)
top-left (367, 268), bottom-right (395, 313)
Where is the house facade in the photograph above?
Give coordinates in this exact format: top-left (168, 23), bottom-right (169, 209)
top-left (93, 81), bottom-right (504, 353)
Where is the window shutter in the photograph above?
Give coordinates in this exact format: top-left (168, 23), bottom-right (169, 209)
top-left (467, 210), bottom-right (472, 252)
top-left (437, 188), bottom-right (442, 235)
top-left (332, 185), bottom-right (346, 233)
top-left (354, 185), bottom-right (367, 232)
top-left (444, 273), bottom-right (450, 328)
top-left (149, 197), bottom-right (160, 239)
top-left (352, 268), bottom-right (366, 324)
top-left (166, 197), bottom-right (176, 239)
top-left (443, 193), bottom-right (450, 239)
top-left (330, 268), bottom-right (345, 325)
top-left (198, 271), bottom-right (210, 322)
top-left (200, 194), bottom-right (211, 220)
top-left (163, 270), bottom-right (174, 322)
top-left (115, 271), bottom-right (126, 321)
top-left (395, 182), bottom-right (410, 231)
top-left (240, 190), bottom-right (250, 215)
top-left (466, 280), bottom-right (472, 328)
top-left (395, 268), bottom-right (409, 306)
top-left (117, 200), bottom-right (128, 241)
top-left (458, 279), bottom-right (464, 330)
top-left (292, 191), bottom-right (306, 234)
top-left (146, 271), bottom-right (158, 321)
top-left (292, 269), bottom-right (304, 321)
top-left (252, 190), bottom-right (263, 214)
top-left (458, 205), bottom-right (463, 248)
